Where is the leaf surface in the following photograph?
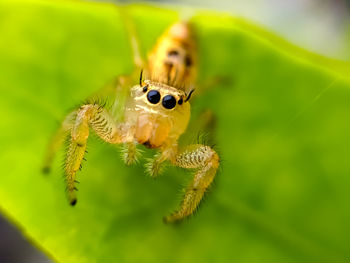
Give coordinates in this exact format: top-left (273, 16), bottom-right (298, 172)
top-left (1, 1), bottom-right (350, 262)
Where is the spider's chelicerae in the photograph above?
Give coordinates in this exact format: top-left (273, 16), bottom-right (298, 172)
top-left (43, 20), bottom-right (219, 223)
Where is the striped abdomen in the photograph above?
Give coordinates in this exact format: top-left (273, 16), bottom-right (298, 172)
top-left (147, 22), bottom-right (197, 90)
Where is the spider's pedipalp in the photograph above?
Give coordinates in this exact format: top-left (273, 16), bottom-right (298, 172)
top-left (121, 141), bottom-right (142, 165)
top-left (145, 154), bottom-right (167, 178)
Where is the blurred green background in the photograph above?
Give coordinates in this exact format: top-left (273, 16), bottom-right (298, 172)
top-left (1, 0), bottom-right (350, 263)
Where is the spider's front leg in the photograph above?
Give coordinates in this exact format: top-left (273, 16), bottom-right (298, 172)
top-left (164, 144), bottom-right (219, 223)
top-left (65, 104), bottom-right (130, 205)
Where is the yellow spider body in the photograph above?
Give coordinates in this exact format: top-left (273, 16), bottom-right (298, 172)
top-left (44, 20), bottom-right (219, 223)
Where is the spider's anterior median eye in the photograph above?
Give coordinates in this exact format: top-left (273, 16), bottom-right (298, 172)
top-left (147, 90), bottom-right (161, 104)
top-left (162, 95), bottom-right (177, 109)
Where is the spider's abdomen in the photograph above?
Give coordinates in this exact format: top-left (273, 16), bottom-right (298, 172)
top-left (148, 22), bottom-right (197, 89)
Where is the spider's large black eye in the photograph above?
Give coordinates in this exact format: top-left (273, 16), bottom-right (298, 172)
top-left (147, 90), bottom-right (161, 104)
top-left (162, 95), bottom-right (177, 109)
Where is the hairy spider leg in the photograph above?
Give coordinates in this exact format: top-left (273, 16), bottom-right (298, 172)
top-left (119, 6), bottom-right (146, 69)
top-left (42, 75), bottom-right (128, 174)
top-left (64, 104), bottom-right (133, 205)
top-left (121, 141), bottom-right (141, 165)
top-left (145, 144), bottom-right (177, 178)
top-left (165, 144), bottom-right (219, 223)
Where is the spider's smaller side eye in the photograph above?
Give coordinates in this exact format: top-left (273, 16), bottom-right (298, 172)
top-left (142, 86), bottom-right (148, 92)
top-left (147, 90), bottom-right (161, 104)
top-left (178, 98), bottom-right (183, 105)
top-left (185, 56), bottom-right (192, 67)
top-left (162, 95), bottom-right (177, 109)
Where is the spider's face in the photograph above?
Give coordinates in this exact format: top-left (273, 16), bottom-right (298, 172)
top-left (128, 80), bottom-right (191, 148)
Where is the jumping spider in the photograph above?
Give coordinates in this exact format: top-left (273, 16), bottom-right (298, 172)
top-left (43, 20), bottom-right (219, 223)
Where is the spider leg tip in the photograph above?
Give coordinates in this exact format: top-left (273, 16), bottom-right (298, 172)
top-left (163, 214), bottom-right (182, 224)
top-left (70, 199), bottom-right (77, 206)
top-left (162, 216), bottom-right (170, 224)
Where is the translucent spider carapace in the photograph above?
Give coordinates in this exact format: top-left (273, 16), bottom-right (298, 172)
top-left (43, 18), bottom-right (219, 223)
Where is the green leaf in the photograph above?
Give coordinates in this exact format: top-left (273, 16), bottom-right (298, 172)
top-left (1, 0), bottom-right (350, 262)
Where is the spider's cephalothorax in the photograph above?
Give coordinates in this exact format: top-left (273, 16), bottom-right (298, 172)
top-left (43, 21), bottom-right (219, 223)
top-left (126, 80), bottom-right (191, 148)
